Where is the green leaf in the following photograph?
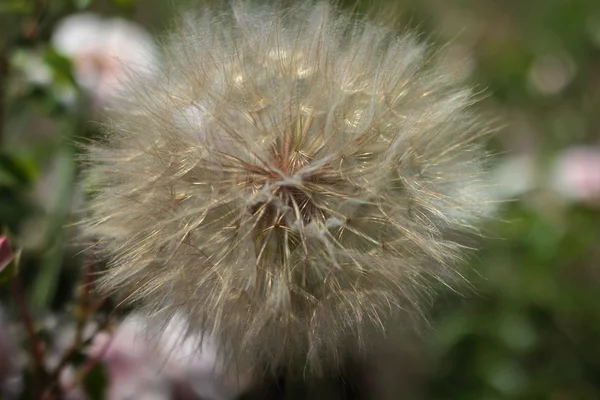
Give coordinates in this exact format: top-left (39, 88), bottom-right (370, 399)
top-left (0, 240), bottom-right (19, 287)
top-left (82, 364), bottom-right (108, 400)
top-left (0, 153), bottom-right (38, 188)
top-left (113, 0), bottom-right (134, 8)
top-left (0, 259), bottom-right (18, 285)
top-left (44, 49), bottom-right (77, 86)
top-left (73, 0), bottom-right (93, 9)
top-left (31, 147), bottom-right (76, 308)
top-left (0, 0), bottom-right (32, 13)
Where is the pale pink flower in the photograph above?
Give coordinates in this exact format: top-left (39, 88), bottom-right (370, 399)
top-left (88, 315), bottom-right (249, 400)
top-left (551, 146), bottom-right (600, 205)
top-left (52, 13), bottom-right (156, 104)
top-left (492, 154), bottom-right (537, 199)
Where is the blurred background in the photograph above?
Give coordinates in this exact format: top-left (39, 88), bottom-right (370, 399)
top-left (1, 0), bottom-right (600, 398)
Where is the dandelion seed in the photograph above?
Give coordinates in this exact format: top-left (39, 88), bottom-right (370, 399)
top-left (83, 1), bottom-right (494, 375)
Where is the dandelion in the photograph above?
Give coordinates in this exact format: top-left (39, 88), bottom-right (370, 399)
top-left (83, 1), bottom-right (493, 374)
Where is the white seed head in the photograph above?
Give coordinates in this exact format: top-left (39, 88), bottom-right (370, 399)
top-left (83, 1), bottom-right (494, 374)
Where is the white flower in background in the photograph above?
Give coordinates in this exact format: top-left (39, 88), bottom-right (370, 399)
top-left (51, 13), bottom-right (156, 104)
top-left (11, 49), bottom-right (78, 106)
top-left (528, 52), bottom-right (576, 96)
top-left (11, 49), bottom-right (52, 86)
top-left (550, 146), bottom-right (600, 205)
top-left (492, 154), bottom-right (537, 200)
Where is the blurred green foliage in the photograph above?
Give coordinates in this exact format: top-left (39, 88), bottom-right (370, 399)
top-left (1, 0), bottom-right (600, 399)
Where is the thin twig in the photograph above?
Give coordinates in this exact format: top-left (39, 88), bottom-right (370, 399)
top-left (76, 255), bottom-right (96, 346)
top-left (10, 275), bottom-right (48, 396)
top-left (47, 256), bottom-right (102, 390)
top-left (23, 0), bottom-right (49, 40)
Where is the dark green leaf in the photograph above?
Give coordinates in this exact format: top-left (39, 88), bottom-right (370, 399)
top-left (83, 363), bottom-right (108, 400)
top-left (0, 153), bottom-right (38, 188)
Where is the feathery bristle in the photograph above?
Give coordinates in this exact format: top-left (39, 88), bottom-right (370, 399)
top-left (83, 1), bottom-right (494, 374)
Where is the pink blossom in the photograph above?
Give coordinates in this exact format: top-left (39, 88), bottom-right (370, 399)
top-left (51, 13), bottom-right (156, 104)
top-left (551, 146), bottom-right (600, 205)
top-left (88, 315), bottom-right (250, 400)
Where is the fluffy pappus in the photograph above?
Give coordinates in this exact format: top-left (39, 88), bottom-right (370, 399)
top-left (83, 1), bottom-right (494, 375)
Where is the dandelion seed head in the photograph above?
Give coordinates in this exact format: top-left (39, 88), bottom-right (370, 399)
top-left (84, 1), bottom-right (494, 375)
